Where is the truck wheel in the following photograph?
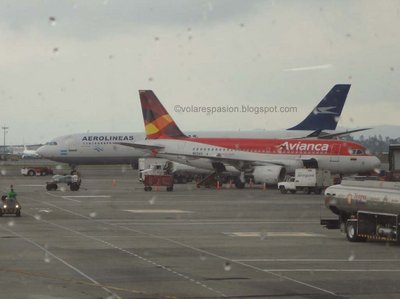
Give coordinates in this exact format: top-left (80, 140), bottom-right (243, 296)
top-left (346, 221), bottom-right (366, 242)
top-left (28, 170), bottom-right (35, 176)
top-left (289, 190), bottom-right (296, 194)
top-left (279, 186), bottom-right (287, 194)
top-left (314, 188), bottom-right (322, 195)
top-left (235, 181), bottom-right (245, 189)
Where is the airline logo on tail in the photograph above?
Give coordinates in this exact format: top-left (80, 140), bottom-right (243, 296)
top-left (314, 106), bottom-right (338, 115)
top-left (139, 90), bottom-right (187, 139)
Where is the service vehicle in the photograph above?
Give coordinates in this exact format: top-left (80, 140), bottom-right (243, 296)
top-left (143, 175), bottom-right (174, 191)
top-left (278, 168), bottom-right (332, 194)
top-left (0, 196), bottom-right (21, 217)
top-left (21, 166), bottom-right (53, 176)
top-left (321, 180), bottom-right (400, 242)
top-left (46, 174), bottom-right (81, 191)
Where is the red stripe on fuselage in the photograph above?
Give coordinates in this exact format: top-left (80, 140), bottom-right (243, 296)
top-left (177, 137), bottom-right (368, 157)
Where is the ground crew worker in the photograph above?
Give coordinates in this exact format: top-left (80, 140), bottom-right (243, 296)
top-left (7, 185), bottom-right (17, 200)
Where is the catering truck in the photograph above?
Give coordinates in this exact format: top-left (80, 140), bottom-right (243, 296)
top-left (278, 169), bottom-right (332, 194)
top-left (321, 180), bottom-right (400, 242)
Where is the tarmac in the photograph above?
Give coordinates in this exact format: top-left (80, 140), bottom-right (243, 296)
top-left (1, 161), bottom-right (400, 299)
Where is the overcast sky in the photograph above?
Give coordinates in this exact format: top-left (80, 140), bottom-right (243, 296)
top-left (1, 0), bottom-right (400, 144)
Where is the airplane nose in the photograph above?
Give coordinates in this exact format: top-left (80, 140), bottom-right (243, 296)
top-left (372, 156), bottom-right (381, 169)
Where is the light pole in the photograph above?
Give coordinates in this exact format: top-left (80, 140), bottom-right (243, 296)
top-left (2, 126), bottom-right (8, 155)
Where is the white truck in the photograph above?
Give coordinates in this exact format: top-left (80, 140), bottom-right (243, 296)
top-left (278, 169), bottom-right (332, 194)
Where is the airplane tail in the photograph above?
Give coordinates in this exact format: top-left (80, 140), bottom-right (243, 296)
top-left (287, 84), bottom-right (350, 130)
top-left (139, 90), bottom-right (187, 139)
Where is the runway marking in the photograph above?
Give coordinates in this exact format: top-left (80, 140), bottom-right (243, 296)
top-left (61, 197), bottom-right (82, 203)
top-left (264, 269), bottom-right (400, 272)
top-left (124, 209), bottom-right (193, 213)
top-left (0, 224), bottom-right (123, 299)
top-left (223, 232), bottom-right (325, 238)
top-left (63, 195), bottom-right (111, 198)
top-left (16, 184), bottom-right (44, 187)
top-left (234, 258), bottom-right (400, 262)
top-left (20, 209), bottom-right (225, 297)
top-left (27, 196), bottom-right (336, 297)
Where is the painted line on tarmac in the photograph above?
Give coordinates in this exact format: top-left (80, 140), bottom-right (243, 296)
top-left (28, 196), bottom-right (337, 298)
top-left (223, 232), bottom-right (325, 237)
top-left (124, 209), bottom-right (193, 213)
top-left (0, 224), bottom-right (123, 299)
top-left (15, 184), bottom-right (44, 187)
top-left (20, 207), bottom-right (226, 298)
top-left (234, 258), bottom-right (400, 262)
top-left (63, 195), bottom-right (111, 198)
top-left (264, 269), bottom-right (400, 272)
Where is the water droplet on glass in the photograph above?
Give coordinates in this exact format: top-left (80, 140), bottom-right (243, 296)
top-left (121, 165), bottom-right (127, 173)
top-left (334, 116), bottom-right (340, 123)
top-left (349, 117), bottom-right (354, 123)
top-left (223, 261), bottom-right (231, 271)
top-left (56, 164), bottom-right (63, 170)
top-left (188, 36), bottom-right (192, 41)
top-left (44, 251), bottom-right (51, 263)
top-left (199, 254), bottom-right (207, 261)
top-left (149, 196), bottom-right (156, 205)
top-left (34, 214), bottom-right (41, 221)
top-left (148, 77), bottom-right (154, 82)
top-left (60, 186), bottom-right (66, 192)
top-left (8, 220), bottom-right (15, 227)
top-left (239, 23), bottom-right (245, 27)
top-left (154, 37), bottom-right (160, 41)
top-left (390, 66), bottom-right (395, 72)
top-left (89, 212), bottom-right (97, 218)
top-left (348, 251), bottom-right (355, 261)
top-left (346, 33), bottom-right (352, 38)
top-left (49, 16), bottom-right (56, 26)
top-left (1, 169), bottom-right (7, 176)
top-left (312, 108), bottom-right (318, 115)
top-left (53, 47), bottom-right (59, 53)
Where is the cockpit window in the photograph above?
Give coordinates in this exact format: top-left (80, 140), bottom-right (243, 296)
top-left (349, 149), bottom-right (365, 155)
top-left (45, 141), bottom-right (58, 146)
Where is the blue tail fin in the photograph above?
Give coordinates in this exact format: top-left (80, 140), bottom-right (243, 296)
top-left (287, 84), bottom-right (350, 130)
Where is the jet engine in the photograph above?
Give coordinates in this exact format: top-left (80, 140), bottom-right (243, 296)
top-left (251, 165), bottom-right (286, 184)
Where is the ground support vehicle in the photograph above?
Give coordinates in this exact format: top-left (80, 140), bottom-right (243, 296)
top-left (46, 174), bottom-right (81, 191)
top-left (21, 166), bottom-right (53, 176)
top-left (321, 180), bottom-right (400, 242)
top-left (0, 196), bottom-right (21, 217)
top-left (278, 169), bottom-right (332, 194)
top-left (143, 175), bottom-right (174, 191)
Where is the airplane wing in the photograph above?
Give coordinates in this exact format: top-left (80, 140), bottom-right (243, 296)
top-left (117, 142), bottom-right (165, 150)
top-left (304, 128), bottom-right (371, 139)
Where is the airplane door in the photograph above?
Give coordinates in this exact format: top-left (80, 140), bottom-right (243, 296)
top-left (65, 135), bottom-right (78, 153)
top-left (330, 144), bottom-right (341, 162)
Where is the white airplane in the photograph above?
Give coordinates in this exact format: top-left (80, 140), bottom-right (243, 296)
top-left (21, 145), bottom-right (40, 159)
top-left (37, 85), bottom-right (353, 169)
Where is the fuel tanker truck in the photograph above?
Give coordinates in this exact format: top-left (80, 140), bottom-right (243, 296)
top-left (321, 179), bottom-right (400, 242)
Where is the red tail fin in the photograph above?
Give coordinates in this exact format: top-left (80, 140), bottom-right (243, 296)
top-left (139, 90), bottom-right (187, 139)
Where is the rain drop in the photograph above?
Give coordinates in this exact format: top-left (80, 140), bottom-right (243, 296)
top-left (223, 261), bottom-right (232, 271)
top-left (56, 164), bottom-right (63, 170)
top-left (49, 16), bottom-right (56, 26)
top-left (154, 37), bottom-right (160, 41)
top-left (1, 169), bottom-right (7, 176)
top-left (44, 252), bottom-right (51, 263)
top-left (60, 186), bottom-right (66, 192)
top-left (348, 251), bottom-right (355, 261)
top-left (149, 196), bottom-right (156, 205)
top-left (148, 77), bottom-right (154, 82)
top-left (8, 220), bottom-right (15, 227)
top-left (334, 116), bottom-right (340, 123)
top-left (34, 214), bottom-right (42, 221)
top-left (89, 212), bottom-right (97, 218)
